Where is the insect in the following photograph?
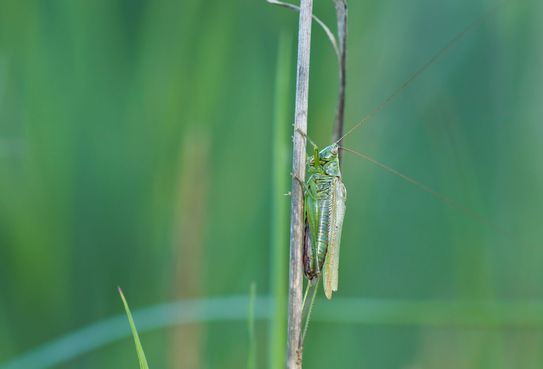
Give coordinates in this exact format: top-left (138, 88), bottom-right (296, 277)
top-left (295, 2), bottom-right (508, 304)
top-left (303, 143), bottom-right (346, 300)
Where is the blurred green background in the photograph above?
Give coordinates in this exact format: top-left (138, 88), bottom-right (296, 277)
top-left (1, 0), bottom-right (542, 368)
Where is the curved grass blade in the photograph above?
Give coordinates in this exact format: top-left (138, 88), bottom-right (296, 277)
top-left (118, 287), bottom-right (150, 369)
top-left (4, 296), bottom-right (543, 369)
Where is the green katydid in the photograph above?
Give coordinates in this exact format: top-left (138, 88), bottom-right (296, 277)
top-left (300, 141), bottom-right (473, 309)
top-left (303, 143), bottom-right (346, 300)
top-left (296, 2), bottom-right (507, 346)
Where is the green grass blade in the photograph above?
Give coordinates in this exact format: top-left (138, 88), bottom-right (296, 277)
top-left (118, 288), bottom-right (150, 369)
top-left (268, 30), bottom-right (292, 369)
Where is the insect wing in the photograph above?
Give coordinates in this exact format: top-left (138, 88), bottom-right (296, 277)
top-left (323, 177), bottom-right (347, 299)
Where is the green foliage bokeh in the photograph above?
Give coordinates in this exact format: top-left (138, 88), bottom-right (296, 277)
top-left (1, 0), bottom-right (542, 368)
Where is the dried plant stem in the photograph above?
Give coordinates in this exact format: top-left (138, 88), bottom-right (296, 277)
top-left (286, 0), bottom-right (313, 368)
top-left (267, 0), bottom-right (348, 152)
top-left (267, 0), bottom-right (339, 59)
top-left (332, 0), bottom-right (347, 159)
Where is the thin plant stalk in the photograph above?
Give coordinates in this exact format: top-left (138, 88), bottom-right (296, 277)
top-left (287, 0), bottom-right (313, 368)
top-left (331, 0), bottom-right (348, 159)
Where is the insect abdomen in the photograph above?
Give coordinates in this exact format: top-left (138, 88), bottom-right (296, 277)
top-left (303, 174), bottom-right (335, 282)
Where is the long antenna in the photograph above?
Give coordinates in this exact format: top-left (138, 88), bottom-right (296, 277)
top-left (335, 1), bottom-right (506, 145)
top-left (340, 146), bottom-right (490, 227)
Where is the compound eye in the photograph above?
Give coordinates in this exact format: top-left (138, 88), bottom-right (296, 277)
top-left (331, 146), bottom-right (338, 155)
